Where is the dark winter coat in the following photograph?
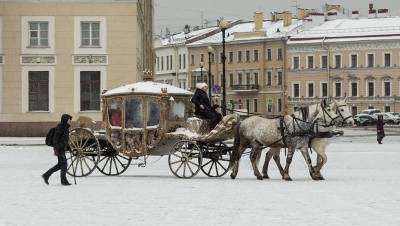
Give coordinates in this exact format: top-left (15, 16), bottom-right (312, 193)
top-left (191, 88), bottom-right (212, 116)
top-left (53, 114), bottom-right (72, 152)
top-left (377, 118), bottom-right (385, 137)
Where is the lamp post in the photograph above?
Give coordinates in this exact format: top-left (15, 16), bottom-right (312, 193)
top-left (207, 46), bottom-right (214, 103)
top-left (219, 18), bottom-right (229, 116)
top-left (199, 62), bottom-right (204, 83)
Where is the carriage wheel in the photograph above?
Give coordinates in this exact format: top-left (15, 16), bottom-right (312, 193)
top-left (96, 141), bottom-right (132, 176)
top-left (66, 128), bottom-right (100, 177)
top-left (168, 140), bottom-right (202, 179)
top-left (201, 142), bottom-right (231, 177)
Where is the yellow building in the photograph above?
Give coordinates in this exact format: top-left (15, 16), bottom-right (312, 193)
top-left (187, 12), bottom-right (303, 115)
top-left (287, 16), bottom-right (400, 115)
top-left (0, 0), bottom-right (153, 136)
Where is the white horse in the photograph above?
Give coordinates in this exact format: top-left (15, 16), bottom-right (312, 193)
top-left (262, 98), bottom-right (354, 180)
top-left (230, 99), bottom-right (340, 180)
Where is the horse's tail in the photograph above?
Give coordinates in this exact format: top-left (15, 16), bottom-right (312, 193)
top-left (231, 122), bottom-right (241, 162)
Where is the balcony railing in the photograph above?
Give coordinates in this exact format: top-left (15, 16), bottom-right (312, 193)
top-left (288, 96), bottom-right (400, 103)
top-left (231, 84), bottom-right (259, 92)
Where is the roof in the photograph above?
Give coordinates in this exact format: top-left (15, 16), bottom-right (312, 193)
top-left (188, 19), bottom-right (303, 46)
top-left (157, 27), bottom-right (219, 47)
top-left (289, 17), bottom-right (400, 44)
top-left (103, 81), bottom-right (193, 97)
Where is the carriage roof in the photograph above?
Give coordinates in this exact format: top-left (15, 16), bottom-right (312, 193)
top-left (102, 81), bottom-right (193, 97)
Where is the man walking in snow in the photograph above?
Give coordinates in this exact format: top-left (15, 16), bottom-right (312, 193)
top-left (42, 114), bottom-right (73, 186)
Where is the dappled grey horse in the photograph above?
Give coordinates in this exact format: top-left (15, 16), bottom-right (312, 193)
top-left (230, 100), bottom-right (340, 180)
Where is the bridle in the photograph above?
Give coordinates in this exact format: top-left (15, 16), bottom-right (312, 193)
top-left (318, 103), bottom-right (340, 128)
top-left (334, 103), bottom-right (353, 126)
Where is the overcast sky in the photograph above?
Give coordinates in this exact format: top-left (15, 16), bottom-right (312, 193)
top-left (154, 0), bottom-right (400, 35)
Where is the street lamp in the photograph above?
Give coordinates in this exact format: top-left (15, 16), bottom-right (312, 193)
top-left (219, 18), bottom-right (229, 116)
top-left (199, 62), bottom-right (204, 83)
top-left (207, 46), bottom-right (214, 103)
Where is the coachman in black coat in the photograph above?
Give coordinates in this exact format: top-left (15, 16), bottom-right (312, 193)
top-left (191, 83), bottom-right (222, 130)
top-left (42, 114), bottom-right (73, 186)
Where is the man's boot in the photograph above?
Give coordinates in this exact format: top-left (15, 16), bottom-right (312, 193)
top-left (42, 174), bottom-right (50, 185)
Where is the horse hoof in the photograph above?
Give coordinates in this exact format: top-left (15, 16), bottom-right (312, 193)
top-left (230, 174), bottom-right (236, 180)
top-left (283, 175), bottom-right (292, 181)
top-left (318, 176), bottom-right (325, 180)
top-left (263, 175), bottom-right (270, 179)
top-left (256, 176), bottom-right (263, 180)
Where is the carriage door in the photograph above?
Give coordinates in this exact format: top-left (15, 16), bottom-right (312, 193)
top-left (124, 97), bottom-right (145, 156)
top-left (146, 98), bottom-right (161, 148)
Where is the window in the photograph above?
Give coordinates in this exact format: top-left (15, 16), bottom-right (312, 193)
top-left (157, 57), bottom-right (160, 71)
top-left (183, 54), bottom-right (186, 69)
top-left (246, 73), bottom-right (251, 85)
top-left (321, 55), bottom-right (328, 69)
top-left (166, 56), bottom-right (169, 70)
top-left (246, 50), bottom-right (250, 62)
top-left (351, 82), bottom-right (358, 97)
top-left (307, 82), bottom-right (314, 97)
top-left (210, 53), bottom-right (215, 63)
top-left (200, 54), bottom-right (204, 63)
top-left (161, 56), bottom-right (164, 70)
top-left (254, 72), bottom-right (259, 85)
top-left (254, 50), bottom-right (259, 62)
top-left (267, 99), bottom-right (273, 113)
top-left (293, 56), bottom-right (299, 69)
top-left (238, 51), bottom-right (242, 62)
top-left (254, 99), bottom-right (258, 112)
top-left (238, 73), bottom-right (243, 85)
top-left (81, 22), bottom-right (100, 46)
top-left (334, 55), bottom-right (341, 68)
top-left (267, 49), bottom-right (272, 61)
top-left (125, 97), bottom-right (143, 128)
top-left (367, 54), bottom-right (374, 67)
top-left (321, 82), bottom-right (328, 97)
top-left (307, 56), bottom-right (314, 69)
top-left (277, 71), bottom-right (283, 86)
top-left (335, 82), bottom-right (341, 97)
top-left (351, 54), bottom-right (358, 68)
top-left (169, 55), bottom-right (173, 70)
top-left (220, 53), bottom-right (224, 63)
top-left (246, 99), bottom-right (250, 112)
top-left (267, 71), bottom-right (272, 86)
top-left (278, 98), bottom-right (282, 112)
top-left (384, 53), bottom-right (391, 67)
top-left (179, 55), bottom-right (182, 69)
top-left (351, 106), bottom-right (357, 116)
top-left (80, 71), bottom-right (101, 111)
top-left (147, 101), bottom-right (160, 127)
top-left (368, 81), bottom-right (374, 97)
top-left (293, 83), bottom-right (300, 98)
top-left (190, 54), bottom-right (195, 65)
top-left (385, 106), bottom-right (391, 112)
top-left (108, 99), bottom-right (122, 127)
top-left (384, 81), bottom-right (391, 96)
top-left (229, 52), bottom-right (233, 63)
top-left (229, 73), bottom-right (233, 87)
top-left (277, 48), bottom-right (283, 61)
top-left (169, 101), bottom-right (185, 120)
top-left (29, 22), bottom-right (48, 47)
top-left (28, 71), bottom-right (49, 111)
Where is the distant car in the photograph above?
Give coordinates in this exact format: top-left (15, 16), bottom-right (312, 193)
top-left (375, 113), bottom-right (400, 125)
top-left (361, 109), bottom-right (381, 115)
top-left (388, 112), bottom-right (400, 117)
top-left (354, 114), bottom-right (377, 126)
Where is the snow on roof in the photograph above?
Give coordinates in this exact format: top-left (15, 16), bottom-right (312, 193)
top-left (159, 27), bottom-right (219, 46)
top-left (188, 19), bottom-right (303, 46)
top-left (103, 81), bottom-right (193, 97)
top-left (289, 17), bottom-right (400, 43)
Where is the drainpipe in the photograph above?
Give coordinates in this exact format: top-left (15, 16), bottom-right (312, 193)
top-left (322, 36), bottom-right (331, 98)
top-left (283, 37), bottom-right (288, 115)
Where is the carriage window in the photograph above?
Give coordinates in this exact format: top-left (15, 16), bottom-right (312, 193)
top-left (147, 101), bottom-right (160, 127)
top-left (125, 98), bottom-right (143, 129)
top-left (108, 99), bottom-right (122, 127)
top-left (169, 101), bottom-right (185, 120)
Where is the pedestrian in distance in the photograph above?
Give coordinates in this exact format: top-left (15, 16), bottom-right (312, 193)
top-left (191, 82), bottom-right (222, 130)
top-left (42, 114), bottom-right (73, 186)
top-left (376, 114), bottom-right (385, 144)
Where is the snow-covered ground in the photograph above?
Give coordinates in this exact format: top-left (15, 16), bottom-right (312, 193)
top-left (1, 129), bottom-right (400, 226)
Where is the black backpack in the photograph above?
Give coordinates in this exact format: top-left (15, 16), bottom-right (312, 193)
top-left (45, 127), bottom-right (56, 147)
